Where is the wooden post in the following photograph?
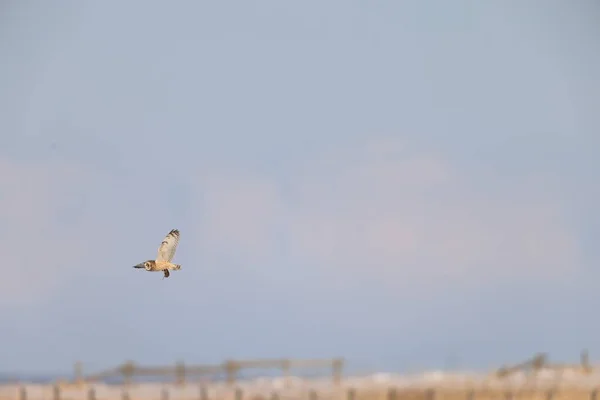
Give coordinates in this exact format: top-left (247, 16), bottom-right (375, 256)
top-left (225, 361), bottom-right (239, 385)
top-left (582, 349), bottom-right (591, 371)
top-left (387, 388), bottom-right (396, 400)
top-left (122, 390), bottom-right (130, 400)
top-left (161, 388), bottom-right (169, 400)
top-left (121, 361), bottom-right (135, 386)
top-left (18, 386), bottom-right (27, 400)
top-left (200, 386), bottom-right (208, 400)
top-left (546, 390), bottom-right (554, 400)
top-left (591, 389), bottom-right (598, 400)
top-left (332, 358), bottom-right (343, 385)
top-left (282, 359), bottom-right (291, 379)
top-left (505, 392), bottom-right (513, 400)
top-left (235, 387), bottom-right (243, 400)
top-left (53, 385), bottom-right (61, 400)
top-left (347, 388), bottom-right (356, 400)
top-left (74, 361), bottom-right (83, 384)
top-left (425, 388), bottom-right (435, 400)
top-left (466, 390), bottom-right (474, 400)
top-left (87, 387), bottom-right (96, 400)
top-left (309, 389), bottom-right (318, 400)
top-left (270, 392), bottom-right (279, 400)
top-left (176, 362), bottom-right (186, 385)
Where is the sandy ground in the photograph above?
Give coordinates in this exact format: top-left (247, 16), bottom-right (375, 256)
top-left (3, 369), bottom-right (600, 400)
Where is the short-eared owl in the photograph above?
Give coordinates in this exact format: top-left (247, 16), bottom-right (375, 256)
top-left (133, 229), bottom-right (181, 278)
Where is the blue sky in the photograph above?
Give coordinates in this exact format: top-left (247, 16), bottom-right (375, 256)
top-left (0, 0), bottom-right (599, 375)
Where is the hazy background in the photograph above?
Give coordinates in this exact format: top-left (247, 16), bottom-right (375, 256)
top-left (0, 0), bottom-right (599, 376)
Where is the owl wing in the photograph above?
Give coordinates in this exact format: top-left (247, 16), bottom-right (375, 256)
top-left (156, 229), bottom-right (180, 262)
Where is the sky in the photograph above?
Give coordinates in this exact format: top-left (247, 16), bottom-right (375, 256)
top-left (0, 0), bottom-right (599, 376)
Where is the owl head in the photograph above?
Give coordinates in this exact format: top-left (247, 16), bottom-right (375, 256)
top-left (133, 260), bottom-right (156, 271)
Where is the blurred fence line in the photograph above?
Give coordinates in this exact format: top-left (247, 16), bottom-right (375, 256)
top-left (77, 358), bottom-right (344, 385)
top-left (2, 351), bottom-right (598, 400)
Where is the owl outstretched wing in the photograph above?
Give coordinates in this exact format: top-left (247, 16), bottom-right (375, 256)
top-left (156, 229), bottom-right (180, 262)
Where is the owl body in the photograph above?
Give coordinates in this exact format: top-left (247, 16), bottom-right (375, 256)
top-left (140, 260), bottom-right (181, 271)
top-left (157, 261), bottom-right (181, 271)
top-left (133, 229), bottom-right (182, 279)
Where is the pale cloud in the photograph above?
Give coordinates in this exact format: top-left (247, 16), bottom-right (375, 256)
top-left (0, 137), bottom-right (582, 308)
top-left (0, 158), bottom-right (105, 308)
top-left (197, 171), bottom-right (285, 264)
top-left (192, 139), bottom-right (582, 295)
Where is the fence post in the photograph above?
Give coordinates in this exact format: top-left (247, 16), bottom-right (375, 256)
top-left (347, 388), bottom-right (356, 400)
top-left (74, 361), bottom-right (83, 384)
top-left (332, 358), bottom-right (343, 385)
top-left (425, 388), bottom-right (435, 400)
top-left (270, 392), bottom-right (279, 400)
top-left (592, 389), bottom-right (598, 400)
top-left (225, 361), bottom-right (240, 385)
top-left (53, 385), bottom-right (60, 400)
top-left (282, 359), bottom-right (291, 379)
top-left (161, 388), bottom-right (169, 400)
top-left (122, 390), bottom-right (130, 400)
top-left (387, 388), bottom-right (397, 400)
top-left (121, 361), bottom-right (135, 386)
top-left (200, 386), bottom-right (208, 400)
top-left (87, 387), bottom-right (96, 400)
top-left (546, 390), bottom-right (554, 400)
top-left (466, 389), bottom-right (474, 400)
top-left (175, 362), bottom-right (186, 385)
top-left (235, 388), bottom-right (243, 400)
top-left (18, 386), bottom-right (27, 400)
top-left (309, 389), bottom-right (318, 400)
top-left (505, 392), bottom-right (513, 400)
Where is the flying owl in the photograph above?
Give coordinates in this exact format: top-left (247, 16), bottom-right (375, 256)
top-left (133, 229), bottom-right (181, 278)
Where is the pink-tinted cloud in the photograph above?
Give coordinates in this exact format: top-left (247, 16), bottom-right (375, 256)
top-left (0, 158), bottom-right (105, 308)
top-left (192, 139), bottom-right (582, 295)
top-left (198, 172), bottom-right (285, 263)
top-left (0, 138), bottom-right (582, 307)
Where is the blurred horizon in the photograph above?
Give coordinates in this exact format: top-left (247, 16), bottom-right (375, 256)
top-left (0, 350), bottom-right (592, 381)
top-left (1, 0), bottom-right (599, 375)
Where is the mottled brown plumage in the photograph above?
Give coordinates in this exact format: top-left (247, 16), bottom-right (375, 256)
top-left (133, 229), bottom-right (181, 279)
